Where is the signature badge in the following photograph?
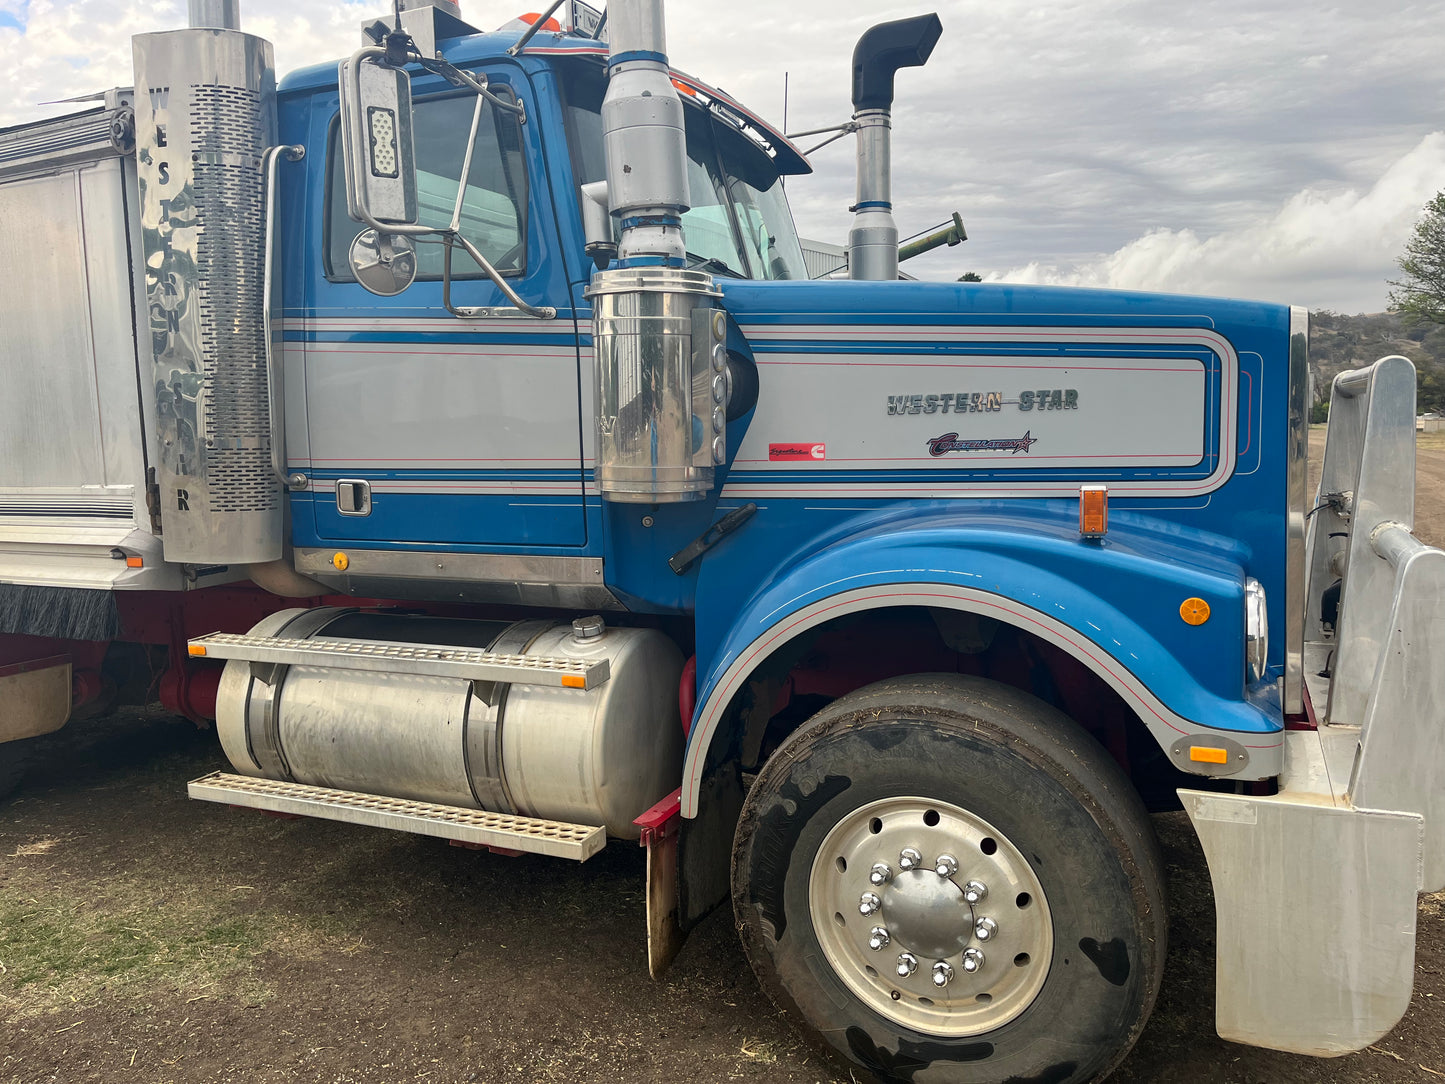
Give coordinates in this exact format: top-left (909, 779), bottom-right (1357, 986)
top-left (769, 443), bottom-right (827, 461)
top-left (926, 432), bottom-right (1037, 457)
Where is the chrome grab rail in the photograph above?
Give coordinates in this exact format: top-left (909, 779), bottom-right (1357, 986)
top-left (261, 143), bottom-right (305, 490)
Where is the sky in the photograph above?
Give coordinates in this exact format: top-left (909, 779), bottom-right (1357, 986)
top-left (3, 0), bottom-right (1443, 312)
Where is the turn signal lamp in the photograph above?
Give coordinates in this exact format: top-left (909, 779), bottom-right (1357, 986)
top-left (1079, 485), bottom-right (1108, 539)
top-left (125, 555), bottom-right (144, 568)
top-left (1188, 746), bottom-right (1229, 765)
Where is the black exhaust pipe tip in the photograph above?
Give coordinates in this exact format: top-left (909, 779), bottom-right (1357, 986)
top-left (851, 13), bottom-right (943, 113)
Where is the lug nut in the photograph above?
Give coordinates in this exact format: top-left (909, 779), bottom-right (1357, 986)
top-left (962, 947), bottom-right (986, 973)
top-left (899, 847), bottom-right (923, 871)
top-left (867, 926), bottom-right (891, 951)
top-left (869, 862), bottom-right (892, 886)
top-left (934, 854), bottom-right (959, 878)
top-left (896, 952), bottom-right (918, 977)
top-left (962, 880), bottom-right (988, 905)
top-left (974, 916), bottom-right (997, 942)
top-left (859, 892), bottom-right (882, 916)
top-left (931, 960), bottom-right (954, 988)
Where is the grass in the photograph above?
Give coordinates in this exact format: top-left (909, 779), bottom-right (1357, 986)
top-left (0, 877), bottom-right (277, 1015)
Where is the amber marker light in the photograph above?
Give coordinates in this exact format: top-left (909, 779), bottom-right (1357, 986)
top-left (1180, 597), bottom-right (1211, 625)
top-left (125, 556), bottom-right (144, 568)
top-left (188, 644), bottom-right (207, 657)
top-left (1188, 746), bottom-right (1229, 765)
top-left (332, 552), bottom-right (350, 571)
top-left (561, 674), bottom-right (587, 689)
top-left (1079, 484), bottom-right (1108, 539)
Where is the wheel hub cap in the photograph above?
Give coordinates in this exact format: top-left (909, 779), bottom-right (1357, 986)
top-left (808, 796), bottom-right (1053, 1038)
top-left (881, 870), bottom-right (972, 959)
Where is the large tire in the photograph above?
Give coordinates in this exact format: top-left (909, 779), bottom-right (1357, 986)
top-left (732, 674), bottom-right (1166, 1084)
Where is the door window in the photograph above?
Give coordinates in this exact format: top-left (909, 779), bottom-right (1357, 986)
top-left (326, 84), bottom-right (528, 280)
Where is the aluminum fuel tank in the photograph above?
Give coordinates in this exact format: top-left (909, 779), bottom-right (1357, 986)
top-left (215, 609), bottom-right (684, 838)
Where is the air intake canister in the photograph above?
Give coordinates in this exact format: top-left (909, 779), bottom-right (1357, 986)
top-left (586, 267), bottom-right (728, 502)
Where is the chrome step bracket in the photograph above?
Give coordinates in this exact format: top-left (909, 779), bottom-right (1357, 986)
top-left (188, 772), bottom-right (607, 860)
top-left (188, 631), bottom-right (609, 689)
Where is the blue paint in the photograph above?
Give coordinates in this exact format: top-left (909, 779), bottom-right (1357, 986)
top-left (274, 35), bottom-right (1296, 779)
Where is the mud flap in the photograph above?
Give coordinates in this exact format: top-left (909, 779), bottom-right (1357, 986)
top-left (636, 787), bottom-right (684, 978)
top-left (0, 656), bottom-right (72, 743)
top-left (1181, 789), bottom-right (1423, 1055)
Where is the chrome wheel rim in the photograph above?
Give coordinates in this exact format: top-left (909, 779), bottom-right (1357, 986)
top-left (808, 795), bottom-right (1053, 1036)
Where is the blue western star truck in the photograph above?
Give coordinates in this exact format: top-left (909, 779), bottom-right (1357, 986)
top-left (0, 0), bottom-right (1441, 1079)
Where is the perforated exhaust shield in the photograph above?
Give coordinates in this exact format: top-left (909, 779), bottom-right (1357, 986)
top-left (133, 28), bottom-right (281, 564)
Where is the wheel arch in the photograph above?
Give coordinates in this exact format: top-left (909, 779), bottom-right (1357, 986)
top-left (683, 563), bottom-right (1282, 818)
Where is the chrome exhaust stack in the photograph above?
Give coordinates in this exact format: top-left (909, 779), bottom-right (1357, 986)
top-left (188, 0), bottom-right (240, 29)
top-left (587, 0), bottom-right (727, 504)
top-left (847, 14), bottom-right (942, 281)
top-left (133, 0), bottom-right (285, 564)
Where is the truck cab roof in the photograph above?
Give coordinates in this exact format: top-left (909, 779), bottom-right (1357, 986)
top-left (278, 26), bottom-right (811, 176)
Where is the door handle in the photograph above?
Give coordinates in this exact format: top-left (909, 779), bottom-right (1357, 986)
top-left (336, 479), bottom-right (372, 516)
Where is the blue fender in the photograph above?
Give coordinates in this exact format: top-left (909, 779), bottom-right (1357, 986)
top-left (681, 503), bottom-right (1283, 816)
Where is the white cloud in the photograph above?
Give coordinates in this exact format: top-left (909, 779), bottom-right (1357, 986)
top-left (3, 0), bottom-right (1443, 310)
top-left (990, 132), bottom-right (1445, 312)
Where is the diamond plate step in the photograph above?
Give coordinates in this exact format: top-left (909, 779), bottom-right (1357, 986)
top-left (187, 632), bottom-right (609, 689)
top-left (188, 772), bottom-right (607, 860)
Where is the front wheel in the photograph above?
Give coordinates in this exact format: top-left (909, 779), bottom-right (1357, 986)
top-left (731, 675), bottom-right (1166, 1084)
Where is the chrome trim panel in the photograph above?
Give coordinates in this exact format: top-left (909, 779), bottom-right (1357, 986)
top-left (1284, 306), bottom-right (1309, 714)
top-left (293, 548), bottom-right (623, 610)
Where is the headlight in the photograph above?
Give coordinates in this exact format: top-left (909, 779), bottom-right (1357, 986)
top-left (1245, 577), bottom-right (1268, 683)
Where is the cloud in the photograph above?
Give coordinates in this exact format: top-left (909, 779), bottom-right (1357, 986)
top-left (2, 0), bottom-right (1443, 311)
top-left (989, 132), bottom-right (1445, 313)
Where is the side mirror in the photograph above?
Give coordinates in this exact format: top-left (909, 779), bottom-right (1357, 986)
top-left (338, 49), bottom-right (418, 229)
top-left (348, 229), bottom-right (418, 296)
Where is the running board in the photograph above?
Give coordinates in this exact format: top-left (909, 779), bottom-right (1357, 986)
top-left (188, 772), bottom-right (607, 861)
top-left (187, 632), bottom-right (609, 690)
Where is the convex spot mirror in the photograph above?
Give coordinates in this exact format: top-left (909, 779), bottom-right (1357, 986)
top-left (349, 230), bottom-right (418, 296)
top-left (338, 52), bottom-right (419, 229)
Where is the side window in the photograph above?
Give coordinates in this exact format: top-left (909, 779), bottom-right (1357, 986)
top-left (327, 84), bottom-right (528, 280)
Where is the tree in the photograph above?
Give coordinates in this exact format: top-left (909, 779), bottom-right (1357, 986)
top-left (958, 271), bottom-right (982, 282)
top-left (1389, 191), bottom-right (1445, 324)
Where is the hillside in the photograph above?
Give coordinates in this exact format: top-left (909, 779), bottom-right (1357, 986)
top-left (1310, 310), bottom-right (1445, 415)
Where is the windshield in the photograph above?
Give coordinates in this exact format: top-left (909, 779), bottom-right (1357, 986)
top-left (560, 61), bottom-right (807, 280)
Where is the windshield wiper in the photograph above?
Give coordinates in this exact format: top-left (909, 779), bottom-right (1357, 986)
top-left (686, 252), bottom-right (743, 278)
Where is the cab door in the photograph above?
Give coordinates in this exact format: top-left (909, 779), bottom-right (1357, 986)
top-left (298, 65), bottom-right (586, 550)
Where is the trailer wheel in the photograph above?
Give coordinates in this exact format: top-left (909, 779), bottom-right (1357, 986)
top-left (732, 674), bottom-right (1166, 1084)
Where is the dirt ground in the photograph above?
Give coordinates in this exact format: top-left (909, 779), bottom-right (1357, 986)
top-left (1, 432), bottom-right (1442, 1084)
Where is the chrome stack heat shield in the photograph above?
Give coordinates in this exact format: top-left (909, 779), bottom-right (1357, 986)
top-left (587, 267), bottom-right (726, 503)
top-left (133, 5), bottom-right (281, 564)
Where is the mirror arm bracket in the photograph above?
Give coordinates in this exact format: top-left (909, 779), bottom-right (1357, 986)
top-left (442, 234), bottom-right (556, 320)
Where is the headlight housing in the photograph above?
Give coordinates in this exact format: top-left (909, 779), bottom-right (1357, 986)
top-left (1245, 577), bottom-right (1269, 683)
